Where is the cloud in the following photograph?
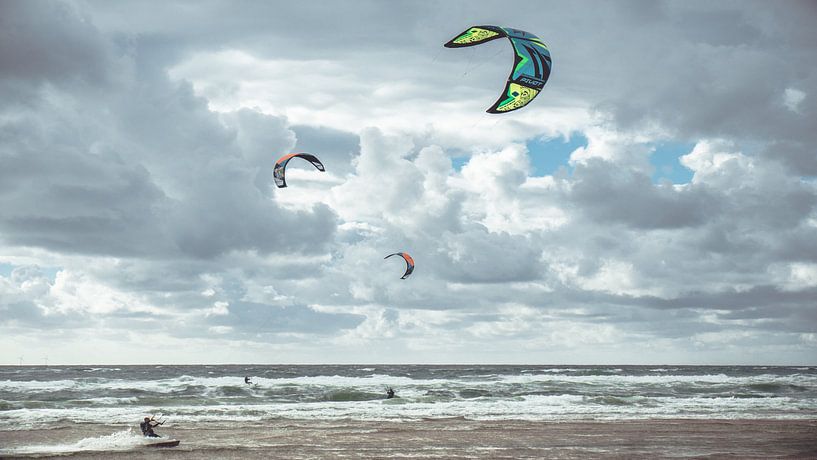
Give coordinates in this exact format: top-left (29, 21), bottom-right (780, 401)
top-left (205, 301), bottom-right (365, 336)
top-left (0, 4), bottom-right (339, 261)
top-left (579, 1), bottom-right (817, 176)
top-left (436, 226), bottom-right (544, 284)
top-left (0, 1), bottom-right (112, 86)
top-left (568, 159), bottom-right (715, 229)
top-left (1, 0), bottom-right (815, 364)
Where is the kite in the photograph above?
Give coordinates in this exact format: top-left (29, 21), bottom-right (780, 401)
top-left (444, 25), bottom-right (552, 113)
top-left (384, 252), bottom-right (415, 279)
top-left (273, 153), bottom-right (325, 188)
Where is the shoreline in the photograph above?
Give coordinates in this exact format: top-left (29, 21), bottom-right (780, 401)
top-left (2, 418), bottom-right (816, 459)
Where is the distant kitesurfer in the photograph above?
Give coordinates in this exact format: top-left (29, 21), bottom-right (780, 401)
top-left (386, 387), bottom-right (395, 399)
top-left (140, 416), bottom-right (163, 438)
top-left (244, 376), bottom-right (252, 385)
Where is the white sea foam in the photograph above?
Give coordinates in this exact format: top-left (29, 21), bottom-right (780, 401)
top-left (2, 389), bottom-right (813, 430)
top-left (173, 371), bottom-right (805, 394)
top-left (0, 378), bottom-right (81, 392)
top-left (3, 371), bottom-right (811, 397)
top-left (0, 429), bottom-right (174, 456)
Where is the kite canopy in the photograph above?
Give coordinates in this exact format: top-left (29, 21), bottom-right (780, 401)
top-left (273, 153), bottom-right (325, 188)
top-left (444, 25), bottom-right (551, 113)
top-left (384, 252), bottom-right (415, 279)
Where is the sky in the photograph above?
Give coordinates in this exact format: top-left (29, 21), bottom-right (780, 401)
top-left (1, 0), bottom-right (816, 365)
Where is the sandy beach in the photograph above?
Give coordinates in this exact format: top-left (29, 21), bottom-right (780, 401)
top-left (2, 418), bottom-right (816, 459)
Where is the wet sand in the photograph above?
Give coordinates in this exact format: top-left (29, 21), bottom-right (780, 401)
top-left (2, 418), bottom-right (816, 459)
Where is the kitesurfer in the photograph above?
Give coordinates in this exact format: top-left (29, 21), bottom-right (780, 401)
top-left (140, 416), bottom-right (163, 438)
top-left (244, 376), bottom-right (252, 385)
top-left (386, 387), bottom-right (395, 399)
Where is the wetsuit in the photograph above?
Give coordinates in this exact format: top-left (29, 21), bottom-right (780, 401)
top-left (140, 420), bottom-right (160, 437)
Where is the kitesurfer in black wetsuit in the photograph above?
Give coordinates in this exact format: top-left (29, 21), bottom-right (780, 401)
top-left (244, 376), bottom-right (252, 385)
top-left (140, 417), bottom-right (163, 437)
top-left (386, 387), bottom-right (395, 399)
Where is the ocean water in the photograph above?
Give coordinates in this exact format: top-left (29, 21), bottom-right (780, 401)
top-left (1, 364), bottom-right (815, 429)
top-left (1, 365), bottom-right (816, 456)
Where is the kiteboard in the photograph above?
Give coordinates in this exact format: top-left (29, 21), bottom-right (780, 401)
top-left (146, 439), bottom-right (180, 448)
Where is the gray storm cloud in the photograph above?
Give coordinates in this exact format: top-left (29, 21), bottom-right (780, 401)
top-left (0, 2), bottom-right (338, 261)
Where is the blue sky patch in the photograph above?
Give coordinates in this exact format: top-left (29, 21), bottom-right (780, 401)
top-left (0, 263), bottom-right (60, 281)
top-left (451, 134), bottom-right (589, 175)
top-left (451, 155), bottom-right (469, 171)
top-left (650, 142), bottom-right (695, 184)
top-left (527, 134), bottom-right (588, 176)
top-left (453, 137), bottom-right (694, 184)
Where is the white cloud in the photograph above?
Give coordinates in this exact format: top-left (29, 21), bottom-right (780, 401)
top-left (680, 139), bottom-right (752, 184)
top-left (776, 263), bottom-right (817, 291)
top-left (783, 88), bottom-right (806, 113)
top-left (1, 265), bottom-right (159, 319)
top-left (168, 48), bottom-right (593, 150)
top-left (457, 144), bottom-right (568, 234)
top-left (569, 125), bottom-right (655, 173)
top-left (560, 259), bottom-right (659, 297)
top-left (205, 301), bottom-right (230, 317)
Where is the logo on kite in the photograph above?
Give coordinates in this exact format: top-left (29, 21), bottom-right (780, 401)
top-left (273, 153), bottom-right (325, 188)
top-left (384, 252), bottom-right (415, 279)
top-left (444, 25), bottom-right (552, 114)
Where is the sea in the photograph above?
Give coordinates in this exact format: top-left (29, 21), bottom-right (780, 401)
top-left (1, 365), bottom-right (816, 457)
